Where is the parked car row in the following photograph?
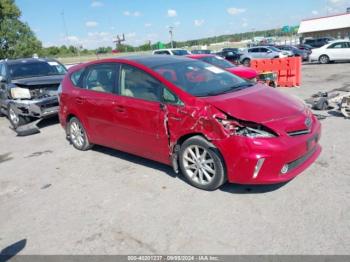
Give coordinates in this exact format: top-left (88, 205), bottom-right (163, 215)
top-left (0, 55), bottom-right (322, 191)
top-left (153, 44), bottom-right (312, 67)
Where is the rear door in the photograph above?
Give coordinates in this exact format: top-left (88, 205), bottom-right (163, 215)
top-left (73, 63), bottom-right (121, 147)
top-left (248, 48), bottom-right (261, 59)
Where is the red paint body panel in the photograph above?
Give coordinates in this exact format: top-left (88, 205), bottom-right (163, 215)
top-left (202, 85), bottom-right (306, 123)
top-left (225, 67), bottom-right (258, 80)
top-left (187, 54), bottom-right (258, 80)
top-left (59, 57), bottom-right (322, 186)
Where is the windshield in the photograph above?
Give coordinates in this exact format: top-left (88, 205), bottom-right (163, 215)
top-left (9, 61), bottom-right (67, 79)
top-left (268, 46), bottom-right (281, 52)
top-left (200, 56), bottom-right (235, 69)
top-left (172, 50), bottom-right (190, 56)
top-left (153, 60), bottom-right (251, 97)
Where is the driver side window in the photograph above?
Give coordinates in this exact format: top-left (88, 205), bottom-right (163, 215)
top-left (119, 64), bottom-right (161, 102)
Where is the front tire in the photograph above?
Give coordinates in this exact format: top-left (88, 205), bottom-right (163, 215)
top-left (242, 58), bottom-right (251, 67)
top-left (319, 55), bottom-right (330, 64)
top-left (67, 117), bottom-right (92, 151)
top-left (7, 104), bottom-right (30, 128)
top-left (179, 136), bottom-right (226, 191)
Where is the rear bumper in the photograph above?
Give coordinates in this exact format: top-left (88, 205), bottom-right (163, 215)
top-left (213, 117), bottom-right (322, 185)
top-left (11, 96), bottom-right (59, 119)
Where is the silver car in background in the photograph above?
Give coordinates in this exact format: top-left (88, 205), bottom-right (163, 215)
top-left (240, 46), bottom-right (289, 66)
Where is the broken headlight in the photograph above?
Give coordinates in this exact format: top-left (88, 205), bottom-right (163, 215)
top-left (236, 126), bottom-right (277, 138)
top-left (11, 87), bottom-right (31, 99)
top-left (217, 118), bottom-right (277, 138)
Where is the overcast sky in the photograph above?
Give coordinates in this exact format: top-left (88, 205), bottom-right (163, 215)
top-left (16, 0), bottom-right (350, 49)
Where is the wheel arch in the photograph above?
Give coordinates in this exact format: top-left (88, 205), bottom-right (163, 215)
top-left (319, 54), bottom-right (330, 62)
top-left (174, 132), bottom-right (228, 176)
top-left (65, 113), bottom-right (93, 143)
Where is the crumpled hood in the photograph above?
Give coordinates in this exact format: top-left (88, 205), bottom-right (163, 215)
top-left (203, 85), bottom-right (306, 123)
top-left (226, 66), bottom-right (258, 80)
top-left (12, 75), bottom-right (64, 87)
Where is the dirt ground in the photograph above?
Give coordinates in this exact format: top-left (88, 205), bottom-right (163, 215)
top-left (0, 63), bottom-right (349, 255)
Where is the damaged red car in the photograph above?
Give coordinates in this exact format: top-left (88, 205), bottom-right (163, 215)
top-left (59, 56), bottom-right (321, 191)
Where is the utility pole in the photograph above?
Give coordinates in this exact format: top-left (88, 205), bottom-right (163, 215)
top-left (61, 10), bottom-right (81, 61)
top-left (60, 10), bottom-right (69, 45)
top-left (168, 26), bottom-right (174, 48)
top-left (113, 34), bottom-right (126, 52)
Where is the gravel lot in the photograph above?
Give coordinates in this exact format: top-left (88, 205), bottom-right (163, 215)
top-left (0, 63), bottom-right (349, 255)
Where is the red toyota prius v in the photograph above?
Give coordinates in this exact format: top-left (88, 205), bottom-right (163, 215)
top-left (59, 55), bottom-right (321, 191)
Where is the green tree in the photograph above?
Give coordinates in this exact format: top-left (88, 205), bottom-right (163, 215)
top-left (0, 0), bottom-right (42, 59)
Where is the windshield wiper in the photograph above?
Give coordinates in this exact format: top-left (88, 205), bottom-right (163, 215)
top-left (204, 82), bottom-right (254, 97)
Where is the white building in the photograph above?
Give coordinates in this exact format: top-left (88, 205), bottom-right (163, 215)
top-left (298, 12), bottom-right (350, 39)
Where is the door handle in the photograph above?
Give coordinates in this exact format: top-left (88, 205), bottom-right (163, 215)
top-left (75, 97), bottom-right (85, 104)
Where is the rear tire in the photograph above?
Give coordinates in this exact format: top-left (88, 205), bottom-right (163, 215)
top-left (319, 55), bottom-right (330, 64)
top-left (7, 104), bottom-right (30, 128)
top-left (179, 136), bottom-right (226, 191)
top-left (67, 117), bottom-right (93, 151)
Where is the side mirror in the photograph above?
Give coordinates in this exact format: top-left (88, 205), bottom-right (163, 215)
top-left (267, 50), bottom-right (272, 53)
top-left (0, 76), bottom-right (6, 83)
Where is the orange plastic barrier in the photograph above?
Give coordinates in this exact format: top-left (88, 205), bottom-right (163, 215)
top-left (250, 57), bottom-right (301, 87)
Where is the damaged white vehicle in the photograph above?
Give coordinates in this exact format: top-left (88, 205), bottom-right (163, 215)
top-left (0, 58), bottom-right (66, 135)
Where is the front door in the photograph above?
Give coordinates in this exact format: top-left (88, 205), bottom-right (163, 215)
top-left (112, 64), bottom-right (170, 164)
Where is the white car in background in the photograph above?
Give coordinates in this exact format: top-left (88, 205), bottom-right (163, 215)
top-left (309, 40), bottom-right (350, 64)
top-left (152, 48), bottom-right (191, 56)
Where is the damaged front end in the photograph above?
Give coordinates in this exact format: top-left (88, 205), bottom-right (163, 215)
top-left (8, 82), bottom-right (61, 135)
top-left (167, 102), bottom-right (277, 174)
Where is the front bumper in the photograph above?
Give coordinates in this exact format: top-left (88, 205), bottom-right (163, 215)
top-left (11, 96), bottom-right (59, 119)
top-left (213, 116), bottom-right (322, 184)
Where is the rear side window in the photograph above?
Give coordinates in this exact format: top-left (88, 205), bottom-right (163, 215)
top-left (328, 42), bottom-right (347, 49)
top-left (119, 64), bottom-right (161, 102)
top-left (83, 63), bottom-right (117, 93)
top-left (155, 51), bottom-right (170, 55)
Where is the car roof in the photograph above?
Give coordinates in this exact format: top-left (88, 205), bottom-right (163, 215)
top-left (118, 55), bottom-right (195, 68)
top-left (187, 54), bottom-right (215, 59)
top-left (328, 39), bottom-right (350, 43)
top-left (4, 58), bottom-right (58, 65)
top-left (153, 48), bottom-right (188, 52)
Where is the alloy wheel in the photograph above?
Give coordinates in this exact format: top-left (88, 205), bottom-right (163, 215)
top-left (9, 108), bottom-right (19, 126)
top-left (70, 121), bottom-right (85, 148)
top-left (182, 145), bottom-right (216, 185)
